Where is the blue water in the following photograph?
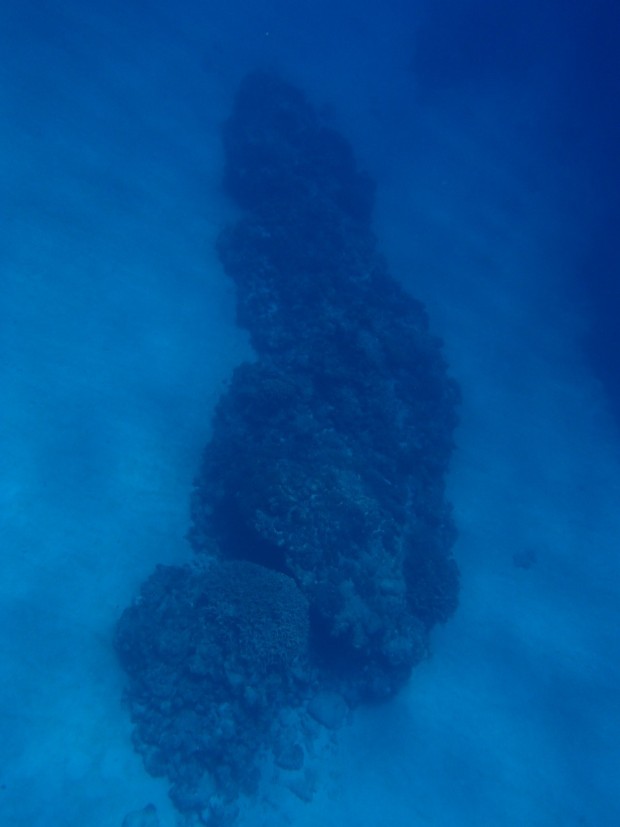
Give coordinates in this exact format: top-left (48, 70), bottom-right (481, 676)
top-left (2, 1), bottom-right (619, 825)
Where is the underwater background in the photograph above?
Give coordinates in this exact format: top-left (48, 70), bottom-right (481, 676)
top-left (1, 0), bottom-right (619, 825)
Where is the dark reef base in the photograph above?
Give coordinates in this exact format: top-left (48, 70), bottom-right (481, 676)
top-left (116, 71), bottom-right (461, 823)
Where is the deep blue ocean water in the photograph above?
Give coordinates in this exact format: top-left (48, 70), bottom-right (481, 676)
top-left (2, 1), bottom-right (619, 825)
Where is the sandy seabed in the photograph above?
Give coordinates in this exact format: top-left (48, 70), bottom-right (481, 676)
top-left (1, 3), bottom-right (619, 826)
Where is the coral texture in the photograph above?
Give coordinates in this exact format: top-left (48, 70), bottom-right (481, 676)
top-left (116, 560), bottom-right (309, 815)
top-left (116, 71), bottom-right (461, 821)
top-left (191, 71), bottom-right (460, 698)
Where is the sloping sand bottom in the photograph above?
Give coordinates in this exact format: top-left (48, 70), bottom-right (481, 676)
top-left (1, 4), bottom-right (619, 826)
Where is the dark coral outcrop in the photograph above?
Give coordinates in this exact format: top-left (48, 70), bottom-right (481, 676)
top-left (117, 71), bottom-right (461, 822)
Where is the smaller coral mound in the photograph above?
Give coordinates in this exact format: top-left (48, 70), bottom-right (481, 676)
top-left (115, 560), bottom-right (310, 819)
